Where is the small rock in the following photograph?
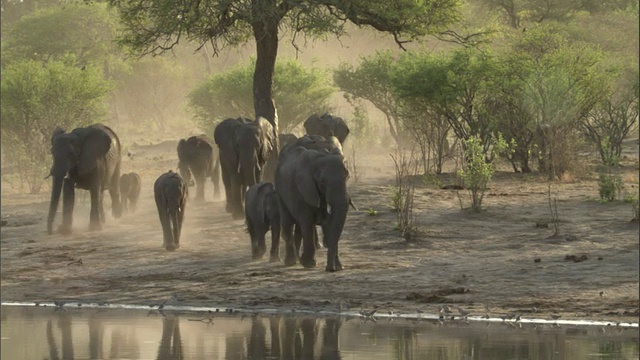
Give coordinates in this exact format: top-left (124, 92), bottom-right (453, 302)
top-left (534, 258), bottom-right (541, 263)
top-left (598, 256), bottom-right (603, 261)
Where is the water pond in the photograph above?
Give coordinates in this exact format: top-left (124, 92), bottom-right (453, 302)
top-left (1, 304), bottom-right (638, 359)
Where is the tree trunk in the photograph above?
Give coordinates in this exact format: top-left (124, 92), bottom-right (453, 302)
top-left (252, 11), bottom-right (280, 182)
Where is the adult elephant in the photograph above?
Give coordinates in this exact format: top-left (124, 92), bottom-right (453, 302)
top-left (214, 116), bottom-right (275, 219)
top-left (177, 134), bottom-right (220, 202)
top-left (47, 124), bottom-right (122, 235)
top-left (275, 140), bottom-right (352, 271)
top-left (303, 113), bottom-right (350, 145)
top-left (281, 134), bottom-right (347, 251)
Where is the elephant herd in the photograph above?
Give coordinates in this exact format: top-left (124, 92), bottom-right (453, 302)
top-left (45, 113), bottom-right (354, 271)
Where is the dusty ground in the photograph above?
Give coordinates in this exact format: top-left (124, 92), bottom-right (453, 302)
top-left (1, 137), bottom-right (638, 324)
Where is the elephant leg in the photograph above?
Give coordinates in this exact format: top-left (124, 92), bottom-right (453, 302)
top-left (280, 210), bottom-right (298, 267)
top-left (220, 161), bottom-right (233, 213)
top-left (247, 217), bottom-right (260, 259)
top-left (195, 172), bottom-right (205, 203)
top-left (155, 191), bottom-right (173, 250)
top-left (88, 187), bottom-right (102, 231)
top-left (98, 190), bottom-right (106, 224)
top-left (230, 180), bottom-right (244, 220)
top-left (120, 195), bottom-right (128, 214)
top-left (313, 226), bottom-right (323, 249)
top-left (59, 178), bottom-right (75, 235)
top-left (269, 221), bottom-right (281, 262)
top-left (212, 159), bottom-right (221, 200)
top-left (299, 224), bottom-right (317, 269)
top-left (171, 210), bottom-right (180, 250)
top-left (293, 224), bottom-right (302, 258)
top-left (110, 169), bottom-right (122, 218)
top-left (256, 227), bottom-right (267, 260)
top-left (325, 242), bottom-right (343, 272)
top-left (322, 223), bottom-right (343, 272)
top-left (176, 198), bottom-right (186, 247)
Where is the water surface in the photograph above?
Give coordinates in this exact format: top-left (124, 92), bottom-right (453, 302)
top-left (1, 305), bottom-right (638, 359)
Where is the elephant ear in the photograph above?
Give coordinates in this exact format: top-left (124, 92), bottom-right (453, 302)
top-left (332, 116), bottom-right (350, 143)
top-left (303, 114), bottom-right (321, 134)
top-left (78, 129), bottom-right (113, 177)
top-left (51, 127), bottom-right (66, 149)
top-left (294, 153), bottom-right (321, 208)
top-left (256, 117), bottom-right (274, 164)
top-left (176, 139), bottom-right (188, 161)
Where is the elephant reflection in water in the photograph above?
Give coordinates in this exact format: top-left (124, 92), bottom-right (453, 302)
top-left (235, 316), bottom-right (343, 359)
top-left (156, 317), bottom-right (184, 360)
top-left (108, 328), bottom-right (140, 359)
top-left (46, 314), bottom-right (75, 360)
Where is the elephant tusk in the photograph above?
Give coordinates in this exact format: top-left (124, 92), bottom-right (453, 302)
top-left (349, 198), bottom-right (359, 211)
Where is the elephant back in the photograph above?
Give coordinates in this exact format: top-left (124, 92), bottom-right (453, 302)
top-left (281, 134), bottom-right (343, 156)
top-left (178, 135), bottom-right (214, 161)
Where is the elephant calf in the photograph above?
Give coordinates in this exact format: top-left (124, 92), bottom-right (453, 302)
top-left (244, 182), bottom-right (281, 261)
top-left (154, 170), bottom-right (188, 251)
top-left (119, 172), bottom-right (142, 214)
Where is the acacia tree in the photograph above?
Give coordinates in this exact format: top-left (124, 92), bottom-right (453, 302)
top-left (110, 0), bottom-right (462, 179)
top-left (580, 72), bottom-right (639, 165)
top-left (392, 48), bottom-right (501, 161)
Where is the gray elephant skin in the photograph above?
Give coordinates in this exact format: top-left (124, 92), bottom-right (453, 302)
top-left (213, 117), bottom-right (275, 220)
top-left (278, 133), bottom-right (298, 150)
top-left (154, 170), bottom-right (188, 251)
top-left (276, 135), bottom-right (352, 271)
top-left (244, 182), bottom-right (281, 261)
top-left (47, 124), bottom-right (122, 235)
top-left (119, 172), bottom-right (141, 214)
top-left (177, 135), bottom-right (221, 202)
top-left (303, 113), bottom-right (350, 145)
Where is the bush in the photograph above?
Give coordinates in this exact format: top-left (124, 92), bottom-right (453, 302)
top-left (390, 149), bottom-right (420, 240)
top-left (457, 136), bottom-right (505, 211)
top-left (597, 137), bottom-right (625, 202)
top-left (1, 57), bottom-right (110, 193)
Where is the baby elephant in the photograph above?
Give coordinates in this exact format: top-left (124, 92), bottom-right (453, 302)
top-left (154, 170), bottom-right (188, 251)
top-left (119, 172), bottom-right (141, 214)
top-left (245, 182), bottom-right (280, 261)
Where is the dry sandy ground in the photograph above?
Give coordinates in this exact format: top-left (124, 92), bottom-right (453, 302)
top-left (1, 139), bottom-right (638, 324)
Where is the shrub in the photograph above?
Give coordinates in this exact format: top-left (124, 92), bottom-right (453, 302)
top-left (457, 136), bottom-right (505, 211)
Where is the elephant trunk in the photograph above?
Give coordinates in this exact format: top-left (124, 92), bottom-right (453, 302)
top-left (47, 175), bottom-right (64, 234)
top-left (240, 149), bottom-right (259, 187)
top-left (325, 187), bottom-right (349, 244)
